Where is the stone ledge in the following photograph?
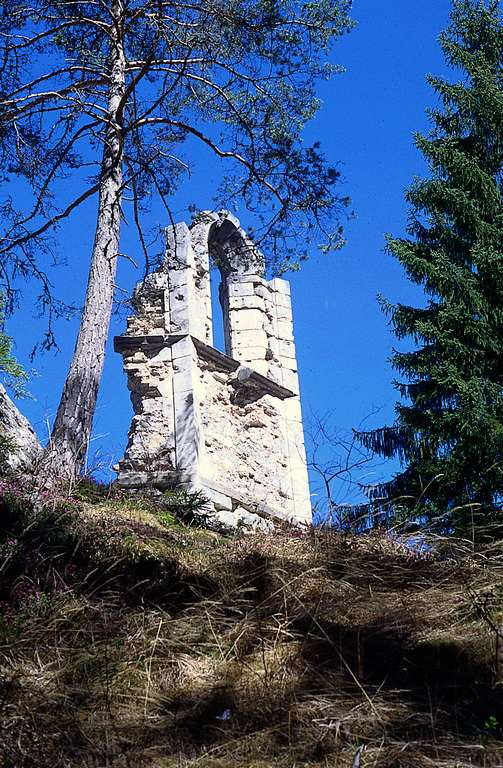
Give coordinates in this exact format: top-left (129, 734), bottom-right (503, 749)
top-left (115, 469), bottom-right (302, 526)
top-left (192, 337), bottom-right (295, 400)
top-left (114, 333), bottom-right (295, 401)
top-left (200, 476), bottom-right (300, 525)
top-left (115, 469), bottom-right (191, 485)
top-left (114, 334), bottom-right (184, 353)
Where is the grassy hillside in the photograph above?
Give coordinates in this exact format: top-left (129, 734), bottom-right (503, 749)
top-left (0, 479), bottom-right (502, 767)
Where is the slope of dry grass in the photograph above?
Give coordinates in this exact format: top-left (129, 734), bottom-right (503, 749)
top-left (0, 480), bottom-right (502, 767)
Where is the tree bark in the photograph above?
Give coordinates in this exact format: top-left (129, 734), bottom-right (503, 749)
top-left (46, 2), bottom-right (125, 483)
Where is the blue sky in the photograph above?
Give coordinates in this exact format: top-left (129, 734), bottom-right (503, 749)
top-left (6, 0), bottom-right (453, 503)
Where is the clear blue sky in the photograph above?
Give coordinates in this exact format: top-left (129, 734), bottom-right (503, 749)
top-left (7, 0), bottom-right (453, 501)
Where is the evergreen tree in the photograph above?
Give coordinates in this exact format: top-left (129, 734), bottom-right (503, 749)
top-left (357, 0), bottom-right (503, 532)
top-left (0, 295), bottom-right (29, 467)
top-left (0, 296), bottom-right (27, 396)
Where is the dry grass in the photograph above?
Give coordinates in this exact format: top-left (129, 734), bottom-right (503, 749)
top-left (0, 484), bottom-right (502, 767)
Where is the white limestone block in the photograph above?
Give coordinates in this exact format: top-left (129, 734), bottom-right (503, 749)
top-left (235, 508), bottom-right (275, 533)
top-left (166, 221), bottom-right (191, 267)
top-left (229, 308), bottom-right (265, 331)
top-left (228, 295), bottom-right (266, 311)
top-left (171, 369), bottom-right (196, 395)
top-left (263, 317), bottom-right (275, 336)
top-left (267, 337), bottom-right (280, 357)
top-left (267, 365), bottom-right (282, 384)
top-left (171, 336), bottom-right (197, 360)
top-left (276, 320), bottom-right (294, 341)
top-left (152, 346), bottom-right (173, 363)
top-left (282, 397), bottom-right (303, 421)
top-left (230, 328), bottom-right (268, 348)
top-left (157, 378), bottom-right (173, 398)
top-left (211, 508), bottom-right (236, 530)
top-left (278, 339), bottom-right (296, 359)
top-left (280, 369), bottom-right (299, 393)
top-left (231, 346), bottom-right (267, 362)
top-left (254, 284), bottom-right (272, 300)
top-left (273, 293), bottom-right (292, 309)
top-left (280, 357), bottom-right (298, 372)
top-left (227, 282), bottom-right (257, 298)
top-left (247, 360), bottom-right (269, 375)
top-left (207, 487), bottom-right (233, 511)
top-left (268, 277), bottom-right (291, 295)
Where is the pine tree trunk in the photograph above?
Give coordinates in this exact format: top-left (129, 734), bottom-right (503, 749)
top-left (46, 5), bottom-right (125, 483)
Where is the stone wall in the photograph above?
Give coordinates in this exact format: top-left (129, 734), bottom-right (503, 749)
top-left (114, 211), bottom-right (311, 527)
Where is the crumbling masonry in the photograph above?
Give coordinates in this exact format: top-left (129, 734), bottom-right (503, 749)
top-left (114, 212), bottom-right (311, 527)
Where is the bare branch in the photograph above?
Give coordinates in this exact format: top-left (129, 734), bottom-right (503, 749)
top-left (132, 117), bottom-right (284, 205)
top-left (0, 182), bottom-right (100, 257)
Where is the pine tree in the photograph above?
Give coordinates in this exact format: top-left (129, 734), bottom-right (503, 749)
top-left (0, 295), bottom-right (31, 468)
top-left (0, 296), bottom-right (27, 396)
top-left (0, 0), bottom-right (353, 481)
top-left (357, 0), bottom-right (503, 532)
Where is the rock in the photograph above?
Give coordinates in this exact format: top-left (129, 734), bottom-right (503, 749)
top-left (210, 507), bottom-right (236, 532)
top-left (0, 384), bottom-right (42, 472)
top-left (208, 488), bottom-right (233, 511)
top-left (209, 505), bottom-right (275, 534)
top-left (235, 507), bottom-right (275, 533)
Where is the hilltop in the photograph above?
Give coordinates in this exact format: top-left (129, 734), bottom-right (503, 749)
top-left (0, 479), bottom-right (502, 767)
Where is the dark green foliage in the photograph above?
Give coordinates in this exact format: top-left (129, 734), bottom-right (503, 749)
top-left (0, 294), bottom-right (28, 468)
top-left (71, 478), bottom-right (111, 504)
top-left (162, 487), bottom-right (212, 526)
top-left (0, 294), bottom-right (26, 391)
top-left (357, 1), bottom-right (503, 532)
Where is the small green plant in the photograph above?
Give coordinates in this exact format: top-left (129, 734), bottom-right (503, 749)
top-left (154, 508), bottom-right (178, 528)
top-left (0, 293), bottom-right (28, 396)
top-left (71, 478), bottom-right (110, 504)
top-left (0, 294), bottom-right (30, 470)
top-left (162, 488), bottom-right (211, 526)
top-left (0, 435), bottom-right (16, 472)
top-left (0, 612), bottom-right (24, 643)
top-left (483, 715), bottom-right (500, 733)
top-left (121, 529), bottom-right (143, 561)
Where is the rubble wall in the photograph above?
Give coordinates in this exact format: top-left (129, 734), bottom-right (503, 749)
top-left (114, 211), bottom-right (311, 527)
top-left (197, 359), bottom-right (293, 515)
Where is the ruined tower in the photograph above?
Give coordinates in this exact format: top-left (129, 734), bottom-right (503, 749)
top-left (114, 211), bottom-right (311, 526)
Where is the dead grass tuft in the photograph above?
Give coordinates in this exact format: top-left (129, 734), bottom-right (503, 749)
top-left (0, 487), bottom-right (502, 766)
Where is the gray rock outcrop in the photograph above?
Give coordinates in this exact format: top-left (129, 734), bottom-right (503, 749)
top-left (0, 383), bottom-right (42, 472)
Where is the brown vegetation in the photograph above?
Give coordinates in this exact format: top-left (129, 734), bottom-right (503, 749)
top-left (0, 480), bottom-right (502, 767)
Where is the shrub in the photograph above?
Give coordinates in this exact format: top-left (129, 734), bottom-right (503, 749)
top-left (162, 488), bottom-right (211, 526)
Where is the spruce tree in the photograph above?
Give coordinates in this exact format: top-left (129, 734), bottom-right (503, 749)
top-left (358, 0), bottom-right (503, 532)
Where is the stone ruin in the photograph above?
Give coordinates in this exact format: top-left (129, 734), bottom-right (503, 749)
top-left (114, 211), bottom-right (311, 528)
